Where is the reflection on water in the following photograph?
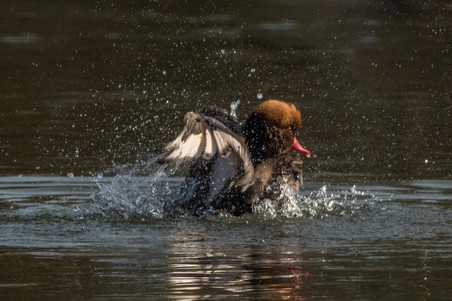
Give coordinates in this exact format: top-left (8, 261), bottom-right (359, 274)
top-left (1, 175), bottom-right (452, 299)
top-left (1, 0), bottom-right (451, 300)
top-left (166, 246), bottom-right (307, 300)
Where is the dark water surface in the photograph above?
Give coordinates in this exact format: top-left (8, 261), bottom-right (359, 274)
top-left (1, 1), bottom-right (451, 300)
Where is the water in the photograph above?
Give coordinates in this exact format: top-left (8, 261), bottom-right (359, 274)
top-left (1, 175), bottom-right (451, 300)
top-left (1, 0), bottom-right (451, 300)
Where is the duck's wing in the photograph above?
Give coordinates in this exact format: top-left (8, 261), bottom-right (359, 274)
top-left (161, 106), bottom-right (254, 191)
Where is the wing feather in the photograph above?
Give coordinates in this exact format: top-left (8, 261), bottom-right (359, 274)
top-left (163, 112), bottom-right (207, 162)
top-left (202, 129), bottom-right (216, 159)
top-left (162, 107), bottom-right (255, 191)
top-left (164, 132), bottom-right (205, 161)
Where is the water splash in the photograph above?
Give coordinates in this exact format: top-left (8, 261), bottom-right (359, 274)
top-left (253, 185), bottom-right (376, 218)
top-left (230, 100), bottom-right (240, 119)
top-left (92, 158), bottom-right (177, 221)
top-left (91, 155), bottom-right (377, 221)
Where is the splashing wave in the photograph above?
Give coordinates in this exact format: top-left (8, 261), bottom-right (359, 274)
top-left (252, 184), bottom-right (375, 218)
top-left (92, 159), bottom-right (177, 221)
top-left (91, 159), bottom-right (377, 221)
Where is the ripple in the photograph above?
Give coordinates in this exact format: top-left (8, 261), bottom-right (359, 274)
top-left (1, 34), bottom-right (41, 44)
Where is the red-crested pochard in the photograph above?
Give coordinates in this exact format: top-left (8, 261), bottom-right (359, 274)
top-left (161, 99), bottom-right (310, 216)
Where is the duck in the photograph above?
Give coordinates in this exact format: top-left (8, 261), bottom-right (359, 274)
top-left (160, 99), bottom-right (311, 216)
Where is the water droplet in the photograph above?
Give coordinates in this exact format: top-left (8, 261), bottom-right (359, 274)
top-left (230, 100), bottom-right (240, 118)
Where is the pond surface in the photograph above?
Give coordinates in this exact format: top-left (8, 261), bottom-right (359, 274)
top-left (1, 176), bottom-right (452, 300)
top-left (1, 1), bottom-right (451, 300)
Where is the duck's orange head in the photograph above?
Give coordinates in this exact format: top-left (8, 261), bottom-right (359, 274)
top-left (243, 99), bottom-right (310, 162)
top-left (253, 99), bottom-right (301, 132)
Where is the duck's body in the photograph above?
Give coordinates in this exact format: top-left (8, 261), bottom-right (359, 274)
top-left (161, 99), bottom-right (310, 216)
